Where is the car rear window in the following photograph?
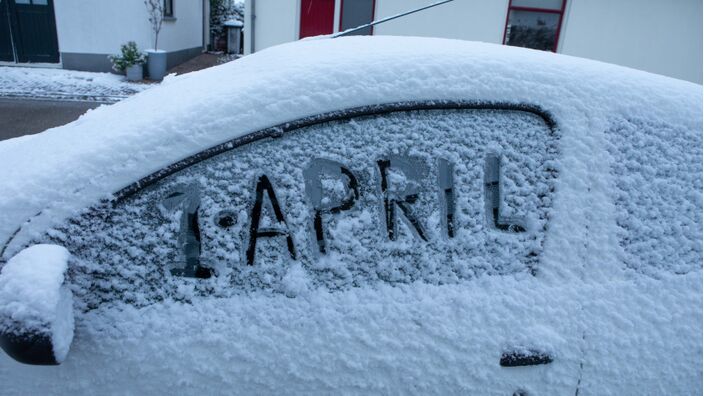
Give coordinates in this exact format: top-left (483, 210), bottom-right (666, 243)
top-left (606, 117), bottom-right (702, 275)
top-left (41, 107), bottom-right (559, 309)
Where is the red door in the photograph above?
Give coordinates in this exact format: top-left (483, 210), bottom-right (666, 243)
top-left (299, 0), bottom-right (335, 39)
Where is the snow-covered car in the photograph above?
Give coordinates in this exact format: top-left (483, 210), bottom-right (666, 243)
top-left (0, 37), bottom-right (701, 395)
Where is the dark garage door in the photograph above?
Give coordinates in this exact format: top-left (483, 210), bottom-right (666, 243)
top-left (0, 0), bottom-right (14, 61)
top-left (1, 0), bottom-right (59, 63)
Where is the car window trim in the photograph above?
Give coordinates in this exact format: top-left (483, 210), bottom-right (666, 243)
top-left (111, 100), bottom-right (557, 203)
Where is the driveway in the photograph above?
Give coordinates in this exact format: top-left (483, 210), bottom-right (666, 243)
top-left (0, 98), bottom-right (101, 141)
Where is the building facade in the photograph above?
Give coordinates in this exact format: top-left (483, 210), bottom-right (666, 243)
top-left (0, 0), bottom-right (209, 72)
top-left (244, 0), bottom-right (702, 83)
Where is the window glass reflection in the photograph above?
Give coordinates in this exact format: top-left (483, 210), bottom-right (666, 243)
top-left (505, 10), bottom-right (560, 51)
top-left (511, 0), bottom-right (563, 10)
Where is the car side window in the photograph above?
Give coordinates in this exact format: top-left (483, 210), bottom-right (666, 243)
top-left (606, 117), bottom-right (702, 275)
top-left (39, 107), bottom-right (559, 309)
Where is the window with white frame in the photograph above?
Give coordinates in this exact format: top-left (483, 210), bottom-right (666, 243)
top-left (164, 0), bottom-right (173, 17)
top-left (503, 0), bottom-right (567, 52)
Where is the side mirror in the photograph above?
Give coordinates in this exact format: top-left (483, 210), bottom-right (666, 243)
top-left (0, 245), bottom-right (74, 365)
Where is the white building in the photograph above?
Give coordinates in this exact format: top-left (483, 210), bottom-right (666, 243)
top-left (0, 0), bottom-right (209, 72)
top-left (244, 0), bottom-right (702, 83)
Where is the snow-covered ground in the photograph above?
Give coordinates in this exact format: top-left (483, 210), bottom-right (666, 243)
top-left (0, 66), bottom-right (153, 103)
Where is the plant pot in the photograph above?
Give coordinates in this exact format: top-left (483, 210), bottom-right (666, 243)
top-left (147, 50), bottom-right (167, 81)
top-left (125, 64), bottom-right (143, 81)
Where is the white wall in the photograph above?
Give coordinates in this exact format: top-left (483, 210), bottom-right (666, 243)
top-left (373, 0), bottom-right (508, 43)
top-left (54, 0), bottom-right (204, 55)
top-left (245, 0), bottom-right (702, 83)
top-left (245, 0), bottom-right (300, 54)
top-left (245, 0), bottom-right (508, 54)
top-left (559, 0), bottom-right (702, 83)
top-left (243, 0), bottom-right (347, 54)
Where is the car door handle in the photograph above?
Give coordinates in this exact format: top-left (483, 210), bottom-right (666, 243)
top-left (500, 349), bottom-right (553, 367)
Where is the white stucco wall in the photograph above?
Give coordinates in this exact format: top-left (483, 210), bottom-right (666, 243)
top-left (559, 0), bottom-right (702, 84)
top-left (54, 0), bottom-right (204, 55)
top-left (373, 0), bottom-right (508, 43)
top-left (245, 0), bottom-right (299, 54)
top-left (245, 0), bottom-right (509, 54)
top-left (245, 0), bottom-right (701, 83)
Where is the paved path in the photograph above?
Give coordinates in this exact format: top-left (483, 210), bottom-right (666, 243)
top-left (0, 54), bottom-right (239, 142)
top-left (168, 53), bottom-right (221, 75)
top-left (0, 98), bottom-right (100, 141)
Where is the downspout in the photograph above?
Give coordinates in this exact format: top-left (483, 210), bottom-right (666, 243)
top-left (202, 0), bottom-right (205, 50)
top-left (202, 0), bottom-right (207, 50)
top-left (249, 0), bottom-right (256, 54)
top-left (200, 0), bottom-right (205, 51)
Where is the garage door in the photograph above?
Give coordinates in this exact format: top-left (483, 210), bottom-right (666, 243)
top-left (0, 0), bottom-right (59, 63)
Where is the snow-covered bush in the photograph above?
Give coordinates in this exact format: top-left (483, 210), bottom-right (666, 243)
top-left (108, 41), bottom-right (147, 73)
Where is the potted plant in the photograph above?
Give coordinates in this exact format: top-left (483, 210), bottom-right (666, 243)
top-left (108, 41), bottom-right (147, 82)
top-left (145, 0), bottom-right (167, 80)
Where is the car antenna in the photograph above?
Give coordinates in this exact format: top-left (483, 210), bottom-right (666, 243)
top-left (332, 0), bottom-right (455, 38)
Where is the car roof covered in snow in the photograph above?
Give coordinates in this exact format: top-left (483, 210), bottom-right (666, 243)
top-left (0, 35), bottom-right (700, 256)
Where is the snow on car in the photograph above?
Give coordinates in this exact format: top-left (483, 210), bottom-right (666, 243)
top-left (0, 36), bottom-right (701, 395)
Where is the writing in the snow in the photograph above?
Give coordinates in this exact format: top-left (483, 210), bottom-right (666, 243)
top-left (161, 155), bottom-right (527, 278)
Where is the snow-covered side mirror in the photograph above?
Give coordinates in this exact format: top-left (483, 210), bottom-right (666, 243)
top-left (0, 245), bottom-right (74, 365)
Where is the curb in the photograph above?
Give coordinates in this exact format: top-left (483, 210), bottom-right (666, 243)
top-left (0, 92), bottom-right (130, 104)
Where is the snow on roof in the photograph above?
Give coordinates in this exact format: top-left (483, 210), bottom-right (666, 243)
top-left (0, 36), bottom-right (700, 256)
